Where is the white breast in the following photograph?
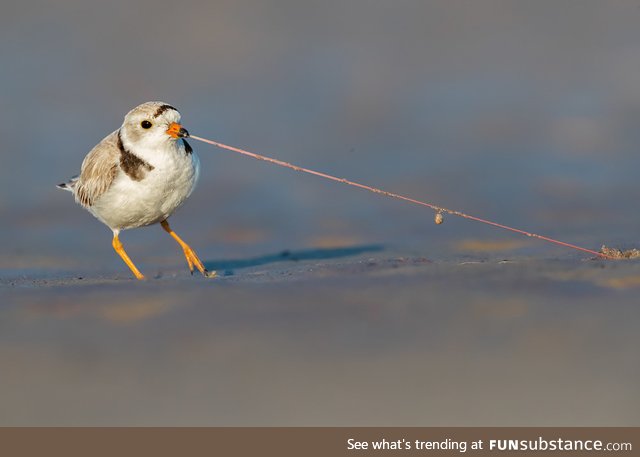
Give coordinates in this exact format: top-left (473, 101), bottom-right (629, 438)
top-left (90, 142), bottom-right (200, 230)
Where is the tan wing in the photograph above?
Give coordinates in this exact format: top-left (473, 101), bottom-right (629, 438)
top-left (74, 130), bottom-right (121, 207)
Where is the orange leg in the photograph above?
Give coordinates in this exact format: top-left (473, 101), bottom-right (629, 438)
top-left (161, 220), bottom-right (215, 277)
top-left (112, 233), bottom-right (145, 280)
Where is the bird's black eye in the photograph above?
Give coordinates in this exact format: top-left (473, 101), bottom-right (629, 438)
top-left (141, 120), bottom-right (153, 129)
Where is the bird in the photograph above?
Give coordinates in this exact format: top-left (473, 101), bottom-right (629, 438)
top-left (58, 101), bottom-right (214, 280)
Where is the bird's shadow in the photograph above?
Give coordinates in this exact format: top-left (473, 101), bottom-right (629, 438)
top-left (204, 244), bottom-right (384, 275)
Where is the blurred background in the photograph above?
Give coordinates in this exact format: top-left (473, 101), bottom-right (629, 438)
top-left (1, 0), bottom-right (639, 425)
top-left (3, 0), bottom-right (640, 269)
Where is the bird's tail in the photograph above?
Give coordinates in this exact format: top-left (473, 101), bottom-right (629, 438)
top-left (57, 175), bottom-right (79, 192)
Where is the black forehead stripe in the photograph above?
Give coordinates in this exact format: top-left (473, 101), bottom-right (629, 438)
top-left (153, 104), bottom-right (177, 118)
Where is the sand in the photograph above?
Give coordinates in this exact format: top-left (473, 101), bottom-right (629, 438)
top-left (2, 245), bottom-right (639, 426)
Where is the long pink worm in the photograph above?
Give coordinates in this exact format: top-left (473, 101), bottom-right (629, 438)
top-left (190, 134), bottom-right (613, 260)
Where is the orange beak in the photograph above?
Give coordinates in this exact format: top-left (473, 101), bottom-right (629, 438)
top-left (166, 122), bottom-right (189, 138)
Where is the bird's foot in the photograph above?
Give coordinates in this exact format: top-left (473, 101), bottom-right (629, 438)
top-left (182, 245), bottom-right (214, 278)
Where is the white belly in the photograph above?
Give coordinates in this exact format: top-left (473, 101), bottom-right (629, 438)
top-left (90, 152), bottom-right (200, 230)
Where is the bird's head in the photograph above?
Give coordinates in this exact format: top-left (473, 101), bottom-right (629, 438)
top-left (120, 101), bottom-right (189, 149)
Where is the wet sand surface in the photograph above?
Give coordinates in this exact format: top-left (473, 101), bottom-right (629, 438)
top-left (2, 247), bottom-right (640, 426)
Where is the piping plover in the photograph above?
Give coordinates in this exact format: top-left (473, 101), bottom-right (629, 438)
top-left (58, 101), bottom-right (213, 280)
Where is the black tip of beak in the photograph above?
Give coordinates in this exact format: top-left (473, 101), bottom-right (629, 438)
top-left (178, 127), bottom-right (189, 138)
